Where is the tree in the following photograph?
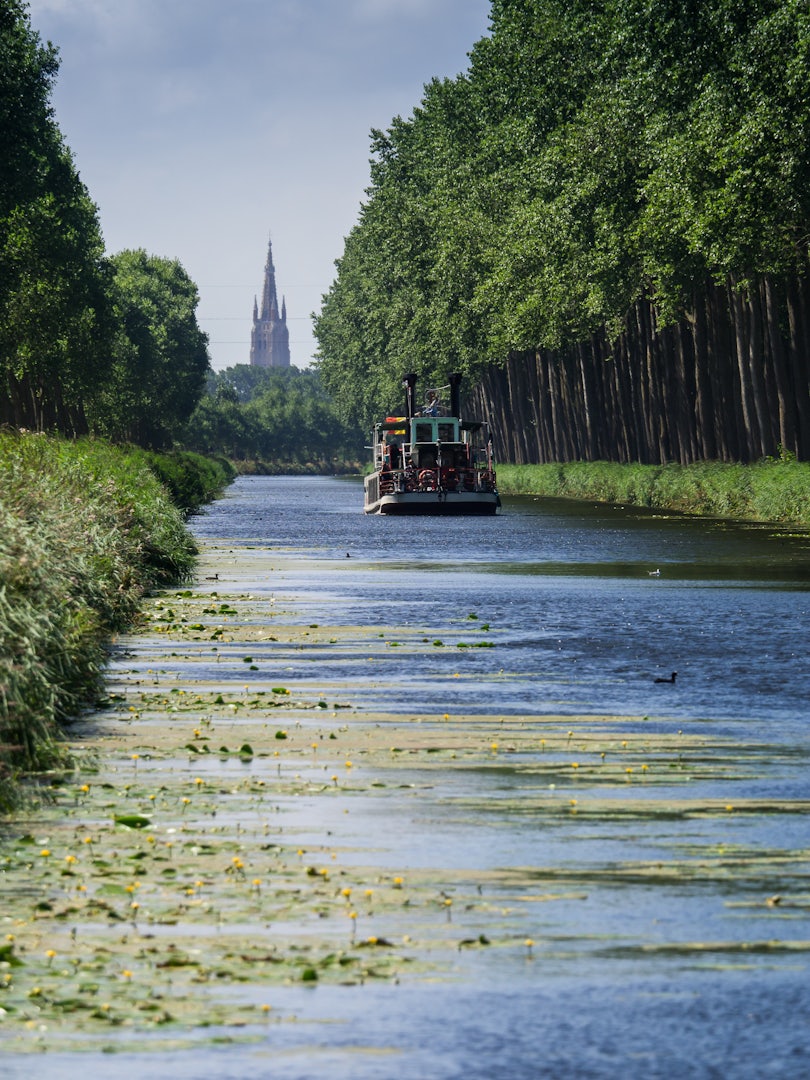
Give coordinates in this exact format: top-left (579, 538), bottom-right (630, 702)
top-left (315, 0), bottom-right (810, 452)
top-left (178, 365), bottom-right (365, 464)
top-left (0, 1), bottom-right (113, 433)
top-left (89, 250), bottom-right (210, 447)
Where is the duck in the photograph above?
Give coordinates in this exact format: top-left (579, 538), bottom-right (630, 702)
top-left (654, 672), bottom-right (677, 684)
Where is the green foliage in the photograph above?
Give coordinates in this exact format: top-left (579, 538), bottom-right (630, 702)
top-left (315, 0), bottom-right (810, 418)
top-left (496, 460), bottom-right (810, 525)
top-left (88, 250), bottom-right (210, 448)
top-left (178, 365), bottom-right (365, 467)
top-left (0, 2), bottom-right (114, 434)
top-left (1, 7), bottom-right (210, 447)
top-left (133, 450), bottom-right (236, 514)
top-left (0, 433), bottom-right (198, 801)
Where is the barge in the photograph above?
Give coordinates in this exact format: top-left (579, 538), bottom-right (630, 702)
top-left (363, 373), bottom-right (500, 515)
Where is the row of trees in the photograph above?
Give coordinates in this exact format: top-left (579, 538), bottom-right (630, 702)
top-left (315, 0), bottom-right (810, 463)
top-left (179, 366), bottom-right (366, 465)
top-left (1, 2), bottom-right (208, 447)
top-left (468, 276), bottom-right (810, 465)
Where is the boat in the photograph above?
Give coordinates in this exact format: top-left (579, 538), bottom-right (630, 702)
top-left (363, 372), bottom-right (500, 515)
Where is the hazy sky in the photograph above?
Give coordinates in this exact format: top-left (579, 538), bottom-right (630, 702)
top-left (25, 0), bottom-right (492, 370)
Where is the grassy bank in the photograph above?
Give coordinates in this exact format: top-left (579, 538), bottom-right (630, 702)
top-left (233, 459), bottom-right (363, 476)
top-left (134, 449), bottom-right (236, 513)
top-left (496, 460), bottom-right (810, 526)
top-left (0, 434), bottom-right (229, 807)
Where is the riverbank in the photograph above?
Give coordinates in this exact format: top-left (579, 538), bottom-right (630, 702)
top-left (233, 459), bottom-right (363, 476)
top-left (0, 434), bottom-right (232, 806)
top-left (496, 459), bottom-right (810, 525)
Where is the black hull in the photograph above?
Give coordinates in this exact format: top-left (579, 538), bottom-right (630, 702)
top-left (365, 489), bottom-right (500, 515)
top-left (378, 502), bottom-right (499, 516)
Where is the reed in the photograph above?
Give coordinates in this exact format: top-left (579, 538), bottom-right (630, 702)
top-left (0, 433), bottom-right (200, 807)
top-left (495, 460), bottom-right (810, 526)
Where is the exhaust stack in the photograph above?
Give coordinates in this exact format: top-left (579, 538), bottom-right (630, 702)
top-left (403, 372), bottom-right (417, 419)
top-left (449, 372), bottom-right (462, 419)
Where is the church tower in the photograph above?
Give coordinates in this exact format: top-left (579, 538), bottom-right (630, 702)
top-left (250, 236), bottom-right (291, 367)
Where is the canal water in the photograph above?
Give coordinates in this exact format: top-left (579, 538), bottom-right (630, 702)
top-left (7, 475), bottom-right (810, 1079)
top-left (188, 476), bottom-right (808, 1078)
top-left (194, 475), bottom-right (810, 730)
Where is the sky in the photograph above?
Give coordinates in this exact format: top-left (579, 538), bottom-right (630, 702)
top-left (25, 0), bottom-right (492, 371)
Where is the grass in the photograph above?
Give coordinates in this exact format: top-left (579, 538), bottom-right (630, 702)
top-left (133, 449), bottom-right (235, 514)
top-left (495, 460), bottom-right (810, 525)
top-left (0, 433), bottom-right (224, 806)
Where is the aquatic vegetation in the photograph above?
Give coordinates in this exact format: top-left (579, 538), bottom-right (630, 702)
top-left (2, 552), bottom-right (809, 1056)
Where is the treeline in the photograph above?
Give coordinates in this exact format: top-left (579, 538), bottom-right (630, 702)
top-left (179, 365), bottom-right (366, 467)
top-left (467, 277), bottom-right (810, 465)
top-left (1, 2), bottom-right (208, 447)
top-left (315, 0), bottom-right (810, 463)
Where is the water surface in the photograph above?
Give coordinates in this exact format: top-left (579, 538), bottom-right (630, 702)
top-left (5, 476), bottom-right (809, 1079)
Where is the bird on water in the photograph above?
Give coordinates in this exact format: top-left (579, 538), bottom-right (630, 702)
top-left (654, 672), bottom-right (677, 683)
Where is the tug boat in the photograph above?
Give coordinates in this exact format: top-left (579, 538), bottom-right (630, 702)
top-left (363, 373), bottom-right (500, 515)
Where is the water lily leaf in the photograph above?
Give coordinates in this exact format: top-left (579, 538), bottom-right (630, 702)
top-left (0, 943), bottom-right (23, 967)
top-left (114, 814), bottom-right (152, 829)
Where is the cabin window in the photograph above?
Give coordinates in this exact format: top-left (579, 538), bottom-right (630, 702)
top-left (414, 445), bottom-right (437, 468)
top-left (415, 422), bottom-right (433, 442)
top-left (438, 422), bottom-right (456, 442)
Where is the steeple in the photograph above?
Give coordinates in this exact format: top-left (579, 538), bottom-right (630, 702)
top-left (250, 233), bottom-right (290, 368)
top-left (260, 236), bottom-right (279, 321)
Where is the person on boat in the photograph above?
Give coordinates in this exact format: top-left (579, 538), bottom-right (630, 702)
top-left (424, 390), bottom-right (439, 416)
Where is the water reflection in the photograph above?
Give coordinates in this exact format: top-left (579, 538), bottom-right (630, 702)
top-left (194, 476), bottom-right (810, 582)
top-left (5, 475), bottom-right (804, 1080)
top-left (192, 477), bottom-right (810, 728)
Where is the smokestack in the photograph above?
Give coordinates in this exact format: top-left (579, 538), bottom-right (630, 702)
top-left (449, 372), bottom-right (462, 418)
top-left (403, 372), bottom-right (417, 419)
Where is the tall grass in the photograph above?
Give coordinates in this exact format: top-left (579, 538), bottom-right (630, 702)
top-left (134, 449), bottom-right (236, 514)
top-left (496, 460), bottom-right (810, 525)
top-left (0, 433), bottom-right (200, 807)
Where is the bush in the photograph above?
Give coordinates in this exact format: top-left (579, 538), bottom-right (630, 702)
top-left (135, 449), bottom-right (236, 514)
top-left (0, 433), bottom-right (199, 806)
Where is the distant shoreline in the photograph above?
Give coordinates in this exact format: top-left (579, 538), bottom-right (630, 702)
top-left (495, 460), bottom-right (810, 527)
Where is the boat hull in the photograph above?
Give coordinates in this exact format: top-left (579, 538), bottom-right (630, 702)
top-left (364, 489), bottom-right (500, 515)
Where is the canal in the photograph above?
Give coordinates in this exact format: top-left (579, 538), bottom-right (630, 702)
top-left (3, 475), bottom-right (809, 1078)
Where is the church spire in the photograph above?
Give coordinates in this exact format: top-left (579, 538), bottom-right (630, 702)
top-left (260, 235), bottom-right (279, 321)
top-left (250, 232), bottom-right (291, 368)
